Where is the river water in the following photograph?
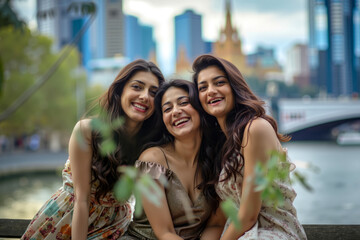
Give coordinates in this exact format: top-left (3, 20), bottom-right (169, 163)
top-left (0, 141), bottom-right (359, 224)
top-left (284, 141), bottom-right (360, 224)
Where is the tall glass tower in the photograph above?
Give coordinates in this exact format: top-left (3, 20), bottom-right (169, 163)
top-left (174, 9), bottom-right (204, 63)
top-left (308, 0), bottom-right (360, 96)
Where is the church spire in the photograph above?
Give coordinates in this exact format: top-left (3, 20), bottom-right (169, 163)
top-left (225, 0), bottom-right (233, 35)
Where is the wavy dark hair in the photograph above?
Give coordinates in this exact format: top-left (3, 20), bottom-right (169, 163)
top-left (91, 59), bottom-right (165, 201)
top-left (146, 79), bottom-right (219, 209)
top-left (192, 54), bottom-right (290, 182)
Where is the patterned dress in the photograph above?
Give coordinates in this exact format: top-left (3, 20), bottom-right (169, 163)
top-left (21, 159), bottom-right (133, 240)
top-left (216, 151), bottom-right (307, 240)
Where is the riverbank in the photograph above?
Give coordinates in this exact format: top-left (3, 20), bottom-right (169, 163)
top-left (0, 150), bottom-right (68, 177)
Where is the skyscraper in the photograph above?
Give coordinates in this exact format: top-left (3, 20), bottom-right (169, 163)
top-left (91, 0), bottom-right (125, 58)
top-left (174, 9), bottom-right (204, 71)
top-left (37, 0), bottom-right (93, 67)
top-left (37, 0), bottom-right (125, 68)
top-left (285, 44), bottom-right (310, 88)
top-left (308, 0), bottom-right (360, 97)
top-left (125, 15), bottom-right (156, 62)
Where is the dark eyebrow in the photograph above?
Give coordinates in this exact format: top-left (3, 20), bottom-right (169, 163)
top-left (162, 101), bottom-right (170, 108)
top-left (131, 80), bottom-right (159, 89)
top-left (177, 96), bottom-right (188, 101)
top-left (162, 96), bottom-right (188, 108)
top-left (131, 80), bottom-right (145, 85)
top-left (198, 75), bottom-right (227, 85)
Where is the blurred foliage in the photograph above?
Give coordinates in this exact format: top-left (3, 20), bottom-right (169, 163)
top-left (221, 199), bottom-right (241, 230)
top-left (254, 150), bottom-right (290, 207)
top-left (0, 0), bottom-right (26, 95)
top-left (90, 117), bottom-right (125, 156)
top-left (221, 150), bottom-right (313, 229)
top-left (0, 0), bottom-right (96, 122)
top-left (0, 0), bottom-right (26, 31)
top-left (0, 26), bottom-right (84, 135)
top-left (114, 166), bottom-right (166, 217)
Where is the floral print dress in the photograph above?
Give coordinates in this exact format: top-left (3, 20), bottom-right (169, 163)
top-left (21, 159), bottom-right (133, 240)
top-left (216, 151), bottom-right (307, 240)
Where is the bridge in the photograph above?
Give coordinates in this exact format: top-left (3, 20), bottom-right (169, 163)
top-left (273, 98), bottom-right (360, 141)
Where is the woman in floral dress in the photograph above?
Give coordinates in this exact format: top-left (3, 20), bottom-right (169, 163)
top-left (21, 59), bottom-right (164, 240)
top-left (192, 55), bottom-right (307, 240)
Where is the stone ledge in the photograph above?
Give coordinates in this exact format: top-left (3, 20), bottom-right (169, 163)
top-left (0, 218), bottom-right (359, 239)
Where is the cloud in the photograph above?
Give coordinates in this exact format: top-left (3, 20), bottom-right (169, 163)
top-left (232, 0), bottom-right (306, 15)
top-left (12, 0), bottom-right (36, 22)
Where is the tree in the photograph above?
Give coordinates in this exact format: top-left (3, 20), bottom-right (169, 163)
top-left (0, 26), bottom-right (84, 136)
top-left (0, 0), bottom-right (96, 121)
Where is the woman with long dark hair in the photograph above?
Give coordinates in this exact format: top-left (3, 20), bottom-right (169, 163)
top-left (192, 55), bottom-right (307, 240)
top-left (21, 59), bottom-right (165, 240)
top-left (121, 79), bottom-right (226, 240)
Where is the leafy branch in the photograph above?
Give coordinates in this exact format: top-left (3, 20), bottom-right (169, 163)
top-left (114, 166), bottom-right (167, 217)
top-left (221, 150), bottom-right (314, 229)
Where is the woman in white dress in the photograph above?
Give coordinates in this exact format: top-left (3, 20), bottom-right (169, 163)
top-left (192, 54), bottom-right (307, 240)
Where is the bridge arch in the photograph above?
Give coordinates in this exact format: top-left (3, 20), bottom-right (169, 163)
top-left (277, 99), bottom-right (360, 141)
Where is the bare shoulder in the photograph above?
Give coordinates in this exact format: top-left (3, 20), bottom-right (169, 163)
top-left (246, 118), bottom-right (274, 137)
top-left (72, 118), bottom-right (93, 142)
top-left (139, 147), bottom-right (167, 166)
top-left (244, 118), bottom-right (279, 150)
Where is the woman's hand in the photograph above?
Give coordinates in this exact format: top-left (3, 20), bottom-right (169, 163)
top-left (200, 204), bottom-right (226, 240)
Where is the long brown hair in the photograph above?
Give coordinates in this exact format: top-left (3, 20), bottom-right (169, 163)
top-left (192, 54), bottom-right (289, 182)
top-left (146, 79), bottom-right (220, 208)
top-left (91, 59), bottom-right (165, 200)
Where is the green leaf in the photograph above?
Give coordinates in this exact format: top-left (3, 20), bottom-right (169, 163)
top-left (221, 199), bottom-right (241, 230)
top-left (111, 116), bottom-right (125, 129)
top-left (293, 171), bottom-right (313, 192)
top-left (114, 176), bottom-right (134, 202)
top-left (118, 166), bottom-right (138, 179)
top-left (100, 138), bottom-right (116, 155)
top-left (133, 188), bottom-right (143, 217)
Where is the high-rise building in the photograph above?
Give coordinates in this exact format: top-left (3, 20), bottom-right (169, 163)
top-left (125, 15), bottom-right (156, 62)
top-left (37, 0), bottom-right (93, 67)
top-left (285, 44), bottom-right (310, 88)
top-left (37, 0), bottom-right (125, 68)
top-left (354, 0), bottom-right (360, 96)
top-left (91, 0), bottom-right (124, 59)
top-left (174, 9), bottom-right (204, 73)
top-left (308, 0), bottom-right (331, 94)
top-left (103, 0), bottom-right (124, 58)
top-left (308, 0), bottom-right (360, 97)
top-left (37, 0), bottom-right (74, 50)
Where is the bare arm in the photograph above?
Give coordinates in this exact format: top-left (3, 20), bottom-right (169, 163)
top-left (139, 148), bottom-right (183, 240)
top-left (221, 118), bottom-right (280, 240)
top-left (69, 119), bottom-right (93, 240)
top-left (200, 204), bottom-right (227, 240)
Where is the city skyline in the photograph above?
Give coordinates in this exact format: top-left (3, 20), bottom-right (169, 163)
top-left (13, 0), bottom-right (307, 76)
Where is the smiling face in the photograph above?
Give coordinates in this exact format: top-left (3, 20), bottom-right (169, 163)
top-left (121, 71), bottom-right (159, 127)
top-left (196, 65), bottom-right (234, 122)
top-left (161, 87), bottom-right (201, 139)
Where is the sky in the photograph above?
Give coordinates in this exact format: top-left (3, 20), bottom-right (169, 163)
top-left (13, 0), bottom-right (308, 76)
